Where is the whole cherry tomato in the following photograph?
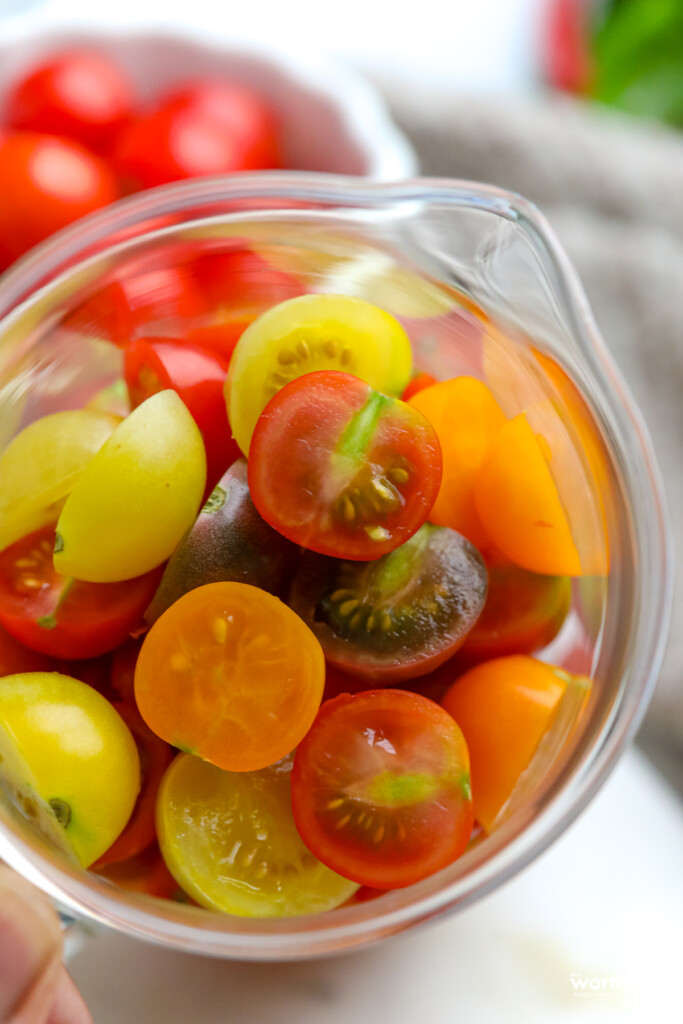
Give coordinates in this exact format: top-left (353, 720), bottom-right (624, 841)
top-left (0, 132), bottom-right (119, 268)
top-left (401, 372), bottom-right (437, 402)
top-left (5, 50), bottom-right (136, 153)
top-left (0, 620), bottom-right (54, 676)
top-left (124, 337), bottom-right (238, 489)
top-left (248, 370), bottom-right (442, 561)
top-left (0, 526), bottom-right (161, 659)
top-left (114, 80), bottom-right (280, 191)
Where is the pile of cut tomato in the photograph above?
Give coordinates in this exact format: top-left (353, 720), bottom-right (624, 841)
top-left (0, 47), bottom-right (282, 272)
top-left (0, 258), bottom-right (593, 917)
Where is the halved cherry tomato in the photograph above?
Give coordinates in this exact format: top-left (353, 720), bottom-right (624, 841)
top-left (124, 337), bottom-right (238, 489)
top-left (249, 370), bottom-right (442, 560)
top-left (184, 248), bottom-right (304, 361)
top-left (114, 80), bottom-right (280, 191)
top-left (5, 50), bottom-right (135, 153)
top-left (291, 690), bottom-right (474, 889)
top-left (0, 527), bottom-right (161, 659)
top-left (0, 620), bottom-right (53, 676)
top-left (0, 132), bottom-right (119, 267)
top-left (408, 376), bottom-right (506, 550)
top-left (459, 564), bottom-right (572, 663)
top-left (442, 656), bottom-right (574, 831)
top-left (288, 523), bottom-right (488, 682)
top-left (401, 372), bottom-right (437, 402)
top-left (95, 702), bottom-right (173, 867)
top-left (135, 582), bottom-right (325, 772)
top-left (65, 259), bottom-right (205, 348)
top-left (226, 294), bottom-right (413, 456)
top-left (145, 459), bottom-right (299, 625)
top-left (474, 413), bottom-right (581, 576)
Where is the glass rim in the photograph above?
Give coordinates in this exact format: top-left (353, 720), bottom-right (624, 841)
top-left (0, 172), bottom-right (673, 958)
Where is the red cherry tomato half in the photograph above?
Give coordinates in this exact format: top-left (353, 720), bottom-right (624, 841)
top-left (184, 248), bottom-right (304, 361)
top-left (249, 370), bottom-right (442, 561)
top-left (402, 372), bottom-right (437, 402)
top-left (95, 702), bottom-right (174, 867)
top-left (5, 50), bottom-right (135, 153)
top-left (292, 689), bottom-right (474, 889)
top-left (114, 81), bottom-right (280, 191)
top-left (0, 527), bottom-right (161, 659)
top-left (0, 132), bottom-right (120, 268)
top-left (0, 619), bottom-right (54, 675)
top-left (124, 337), bottom-right (238, 488)
top-left (65, 258), bottom-right (206, 348)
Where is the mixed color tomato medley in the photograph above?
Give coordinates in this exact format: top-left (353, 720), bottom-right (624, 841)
top-left (0, 258), bottom-right (596, 918)
top-left (0, 48), bottom-right (282, 271)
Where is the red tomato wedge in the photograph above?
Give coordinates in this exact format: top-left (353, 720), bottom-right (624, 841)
top-left (124, 337), bottom-right (238, 488)
top-left (0, 527), bottom-right (161, 659)
top-left (248, 371), bottom-right (442, 561)
top-left (291, 690), bottom-right (474, 889)
top-left (95, 702), bottom-right (173, 867)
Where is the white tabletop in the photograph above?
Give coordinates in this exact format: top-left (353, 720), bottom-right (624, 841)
top-left (69, 749), bottom-right (683, 1022)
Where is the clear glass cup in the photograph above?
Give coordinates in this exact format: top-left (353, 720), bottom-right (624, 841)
top-left (0, 173), bottom-right (672, 960)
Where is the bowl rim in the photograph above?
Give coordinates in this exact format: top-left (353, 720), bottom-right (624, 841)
top-left (0, 172), bottom-right (673, 959)
top-left (0, 17), bottom-right (418, 181)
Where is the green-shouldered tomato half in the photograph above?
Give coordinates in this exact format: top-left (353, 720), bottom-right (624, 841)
top-left (288, 523), bottom-right (488, 682)
top-left (225, 294), bottom-right (413, 455)
top-left (249, 371), bottom-right (441, 561)
top-left (291, 689), bottom-right (474, 889)
top-left (157, 753), bottom-right (359, 917)
top-left (145, 458), bottom-right (299, 625)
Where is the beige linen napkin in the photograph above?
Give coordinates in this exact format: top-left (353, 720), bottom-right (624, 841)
top-left (386, 88), bottom-right (683, 789)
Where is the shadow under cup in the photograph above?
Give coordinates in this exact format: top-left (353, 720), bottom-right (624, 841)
top-left (0, 175), bottom-right (672, 959)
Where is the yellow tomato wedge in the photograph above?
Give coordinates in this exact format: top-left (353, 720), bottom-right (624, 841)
top-left (157, 753), bottom-right (359, 917)
top-left (55, 391), bottom-right (206, 582)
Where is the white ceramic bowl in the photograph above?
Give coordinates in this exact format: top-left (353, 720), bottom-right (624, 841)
top-left (0, 9), bottom-right (417, 180)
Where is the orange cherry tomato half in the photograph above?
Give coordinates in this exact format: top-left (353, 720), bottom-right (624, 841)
top-left (249, 370), bottom-right (442, 561)
top-left (441, 655), bottom-right (568, 831)
top-left (5, 50), bottom-right (135, 153)
top-left (474, 413), bottom-right (581, 576)
top-left (292, 689), bottom-right (474, 889)
top-left (0, 527), bottom-right (161, 659)
top-left (459, 564), bottom-right (572, 663)
top-left (95, 702), bottom-right (174, 867)
top-left (124, 337), bottom-right (239, 489)
top-left (0, 132), bottom-right (119, 268)
top-left (407, 376), bottom-right (506, 550)
top-left (134, 582), bottom-right (325, 772)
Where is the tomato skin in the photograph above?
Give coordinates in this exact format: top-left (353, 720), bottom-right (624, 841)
top-left (94, 702), bottom-right (173, 867)
top-left (402, 372), bottom-right (437, 402)
top-left (0, 620), bottom-right (54, 676)
top-left (114, 82), bottom-right (280, 191)
top-left (0, 132), bottom-right (119, 267)
top-left (5, 50), bottom-right (135, 153)
top-left (124, 337), bottom-right (238, 489)
top-left (249, 370), bottom-right (442, 561)
top-left (291, 690), bottom-right (474, 889)
top-left (0, 527), bottom-right (162, 660)
top-left (441, 656), bottom-right (568, 831)
top-left (94, 843), bottom-right (188, 901)
top-left (145, 458), bottom-right (300, 625)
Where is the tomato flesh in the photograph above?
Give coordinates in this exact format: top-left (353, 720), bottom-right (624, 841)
top-left (292, 690), bottom-right (474, 889)
top-left (135, 582), bottom-right (325, 772)
top-left (0, 527), bottom-right (161, 660)
top-left (249, 370), bottom-right (442, 560)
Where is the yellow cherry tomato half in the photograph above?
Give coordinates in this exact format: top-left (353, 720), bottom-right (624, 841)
top-left (0, 409), bottom-right (119, 554)
top-left (225, 293), bottom-right (413, 455)
top-left (0, 672), bottom-right (140, 866)
top-left (407, 376), bottom-right (506, 549)
top-left (135, 582), bottom-right (325, 772)
top-left (55, 390), bottom-right (206, 582)
top-left (474, 413), bottom-right (581, 576)
top-left (157, 753), bottom-right (359, 917)
top-left (442, 656), bottom-right (570, 832)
